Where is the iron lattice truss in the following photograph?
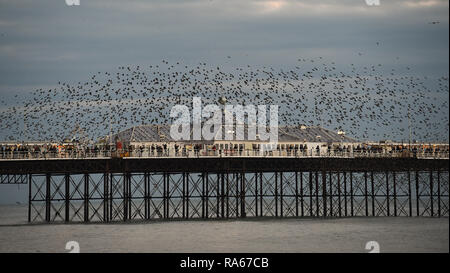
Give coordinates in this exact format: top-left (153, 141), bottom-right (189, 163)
top-left (27, 170), bottom-right (449, 223)
top-left (0, 174), bottom-right (27, 184)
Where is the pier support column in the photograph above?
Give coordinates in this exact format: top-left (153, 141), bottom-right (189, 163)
top-left (350, 172), bottom-right (354, 216)
top-left (109, 173), bottom-right (113, 221)
top-left (322, 171), bottom-right (327, 218)
top-left (275, 172), bottom-right (278, 217)
top-left (28, 174), bottom-right (32, 223)
top-left (259, 173), bottom-right (263, 216)
top-left (201, 173), bottom-right (205, 219)
top-left (163, 172), bottom-right (166, 219)
top-left (182, 172), bottom-right (185, 219)
top-left (65, 173), bottom-right (70, 222)
top-left (386, 171), bottom-right (390, 216)
top-left (235, 173), bottom-right (239, 218)
top-left (437, 170), bottom-right (441, 217)
top-left (344, 172), bottom-right (347, 217)
top-left (144, 172), bottom-right (149, 220)
top-left (241, 172), bottom-right (246, 218)
top-left (295, 172), bottom-right (298, 217)
top-left (328, 172), bottom-right (332, 217)
top-left (217, 173), bottom-right (220, 218)
top-left (300, 172), bottom-right (304, 217)
top-left (205, 173), bottom-right (209, 219)
top-left (84, 173), bottom-right (89, 222)
top-left (186, 173), bottom-right (189, 219)
top-left (309, 171), bottom-right (313, 217)
top-left (123, 173), bottom-right (128, 221)
top-left (166, 173), bottom-right (170, 219)
top-left (364, 172), bottom-right (368, 217)
top-left (408, 171), bottom-right (412, 217)
top-left (315, 172), bottom-right (319, 217)
top-left (255, 172), bottom-right (259, 217)
top-left (226, 173), bottom-right (229, 219)
top-left (103, 173), bottom-right (108, 222)
top-left (280, 172), bottom-right (283, 217)
top-left (371, 172), bottom-right (375, 216)
top-left (415, 171), bottom-right (420, 216)
top-left (128, 173), bottom-right (131, 220)
top-left (393, 171), bottom-right (397, 217)
top-left (221, 173), bottom-right (225, 218)
top-left (337, 172), bottom-right (342, 217)
top-left (430, 170), bottom-right (434, 217)
top-left (46, 173), bottom-right (51, 222)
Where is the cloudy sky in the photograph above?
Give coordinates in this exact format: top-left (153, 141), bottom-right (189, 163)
top-left (0, 0), bottom-right (448, 203)
top-left (0, 0), bottom-right (448, 95)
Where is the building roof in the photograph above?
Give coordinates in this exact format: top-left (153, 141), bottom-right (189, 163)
top-left (107, 124), bottom-right (357, 143)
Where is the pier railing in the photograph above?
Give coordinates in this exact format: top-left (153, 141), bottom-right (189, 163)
top-left (0, 149), bottom-right (448, 160)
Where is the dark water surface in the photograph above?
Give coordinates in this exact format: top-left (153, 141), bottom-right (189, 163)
top-left (0, 205), bottom-right (448, 253)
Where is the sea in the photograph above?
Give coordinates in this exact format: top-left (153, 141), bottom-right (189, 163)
top-left (0, 204), bottom-right (448, 253)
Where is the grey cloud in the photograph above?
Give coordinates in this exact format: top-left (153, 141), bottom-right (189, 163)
top-left (0, 0), bottom-right (447, 98)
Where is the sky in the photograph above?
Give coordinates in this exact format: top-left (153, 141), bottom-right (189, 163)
top-left (0, 0), bottom-right (448, 203)
top-left (0, 0), bottom-right (448, 92)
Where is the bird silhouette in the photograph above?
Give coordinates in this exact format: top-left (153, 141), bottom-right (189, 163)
top-left (0, 58), bottom-right (448, 144)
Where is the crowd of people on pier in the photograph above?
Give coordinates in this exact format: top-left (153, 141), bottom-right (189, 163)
top-left (0, 141), bottom-right (449, 160)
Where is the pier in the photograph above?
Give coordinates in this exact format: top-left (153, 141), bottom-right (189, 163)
top-left (0, 156), bottom-right (448, 223)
